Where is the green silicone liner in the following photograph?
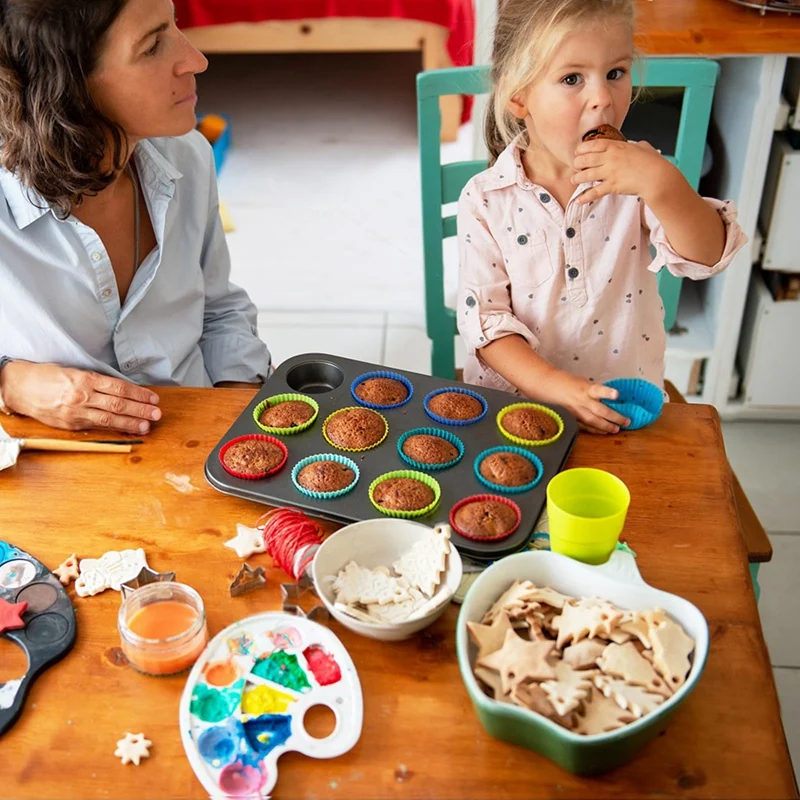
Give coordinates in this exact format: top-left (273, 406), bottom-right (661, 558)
top-left (322, 407), bottom-right (388, 452)
top-left (291, 453), bottom-right (360, 500)
top-left (496, 403), bottom-right (564, 447)
top-left (253, 394), bottom-right (319, 435)
top-left (368, 470), bottom-right (441, 519)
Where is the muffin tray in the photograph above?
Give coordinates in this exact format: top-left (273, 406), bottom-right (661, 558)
top-left (204, 353), bottom-right (578, 560)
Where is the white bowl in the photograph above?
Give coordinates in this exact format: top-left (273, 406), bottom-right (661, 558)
top-left (311, 518), bottom-right (463, 641)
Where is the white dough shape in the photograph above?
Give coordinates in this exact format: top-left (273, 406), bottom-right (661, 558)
top-left (333, 561), bottom-right (411, 606)
top-left (392, 526), bottom-right (450, 597)
top-left (224, 524), bottom-right (266, 559)
top-left (75, 548), bottom-right (148, 597)
top-left (114, 732), bottom-right (152, 766)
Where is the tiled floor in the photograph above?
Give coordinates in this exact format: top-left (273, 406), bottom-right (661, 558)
top-left (199, 52), bottom-right (799, 779)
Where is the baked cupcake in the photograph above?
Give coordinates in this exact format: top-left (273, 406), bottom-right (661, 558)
top-left (582, 124), bottom-right (626, 142)
top-left (297, 461), bottom-right (355, 493)
top-left (253, 394), bottom-right (318, 435)
top-left (424, 389), bottom-right (487, 425)
top-left (324, 407), bottom-right (387, 451)
top-left (450, 496), bottom-right (521, 542)
top-left (373, 478), bottom-right (435, 512)
top-left (350, 370), bottom-right (413, 411)
top-left (499, 404), bottom-right (562, 445)
top-left (220, 435), bottom-right (287, 479)
top-left (403, 434), bottom-right (458, 465)
top-left (480, 451), bottom-right (536, 487)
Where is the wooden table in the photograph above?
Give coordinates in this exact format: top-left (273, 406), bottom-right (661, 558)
top-left (1, 388), bottom-right (796, 798)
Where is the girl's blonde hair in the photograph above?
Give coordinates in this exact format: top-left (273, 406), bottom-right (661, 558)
top-left (486, 0), bottom-right (636, 164)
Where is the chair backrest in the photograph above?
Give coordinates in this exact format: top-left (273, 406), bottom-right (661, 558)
top-left (417, 59), bottom-right (719, 379)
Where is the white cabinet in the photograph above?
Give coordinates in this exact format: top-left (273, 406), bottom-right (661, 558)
top-left (760, 134), bottom-right (800, 273)
top-left (738, 273), bottom-right (800, 409)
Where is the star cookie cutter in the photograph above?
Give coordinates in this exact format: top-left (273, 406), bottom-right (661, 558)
top-left (120, 566), bottom-right (177, 600)
top-left (280, 573), bottom-right (329, 622)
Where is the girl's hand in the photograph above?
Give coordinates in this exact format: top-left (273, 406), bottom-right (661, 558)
top-left (571, 140), bottom-right (676, 206)
top-left (0, 361), bottom-right (161, 434)
top-left (546, 370), bottom-right (630, 434)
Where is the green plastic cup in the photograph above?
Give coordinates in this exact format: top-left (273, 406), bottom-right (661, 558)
top-left (546, 468), bottom-right (630, 565)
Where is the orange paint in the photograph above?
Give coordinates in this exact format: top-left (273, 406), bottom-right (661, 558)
top-left (128, 601), bottom-right (198, 639)
top-left (205, 661), bottom-right (239, 687)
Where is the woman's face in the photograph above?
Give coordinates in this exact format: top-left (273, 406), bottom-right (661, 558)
top-left (88, 0), bottom-right (208, 143)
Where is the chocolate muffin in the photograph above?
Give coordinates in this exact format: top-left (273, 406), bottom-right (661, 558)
top-left (259, 400), bottom-right (315, 429)
top-left (479, 452), bottom-right (537, 487)
top-left (222, 438), bottom-right (284, 476)
top-left (453, 500), bottom-right (518, 539)
top-left (325, 408), bottom-right (386, 450)
top-left (402, 434), bottom-right (459, 466)
top-left (427, 391), bottom-right (484, 422)
top-left (373, 477), bottom-right (435, 512)
top-left (501, 407), bottom-right (560, 442)
top-left (355, 377), bottom-right (409, 407)
top-left (297, 460), bottom-right (355, 494)
top-left (582, 124), bottom-right (626, 142)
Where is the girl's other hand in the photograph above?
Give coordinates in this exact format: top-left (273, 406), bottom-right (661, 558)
top-left (546, 370), bottom-right (630, 434)
top-left (0, 361), bottom-right (161, 434)
top-left (571, 140), bottom-right (676, 206)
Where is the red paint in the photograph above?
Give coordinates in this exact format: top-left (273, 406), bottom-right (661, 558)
top-left (0, 598), bottom-right (27, 635)
top-left (303, 645), bottom-right (341, 686)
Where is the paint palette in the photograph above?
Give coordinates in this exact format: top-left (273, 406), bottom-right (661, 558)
top-left (0, 541), bottom-right (77, 735)
top-left (180, 613), bottom-right (362, 797)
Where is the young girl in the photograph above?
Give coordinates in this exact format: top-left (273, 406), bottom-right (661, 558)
top-left (457, 0), bottom-right (746, 434)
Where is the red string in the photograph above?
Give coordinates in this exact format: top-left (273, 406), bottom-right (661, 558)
top-left (256, 507), bottom-right (323, 580)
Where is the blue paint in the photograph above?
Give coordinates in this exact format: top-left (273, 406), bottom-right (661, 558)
top-left (197, 723), bottom-right (241, 768)
top-left (243, 714), bottom-right (292, 756)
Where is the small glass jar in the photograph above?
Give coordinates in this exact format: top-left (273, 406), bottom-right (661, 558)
top-left (118, 582), bottom-right (208, 676)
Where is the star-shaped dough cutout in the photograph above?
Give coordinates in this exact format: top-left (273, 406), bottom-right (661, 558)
top-left (53, 554), bottom-right (79, 586)
top-left (477, 629), bottom-right (556, 694)
top-left (114, 732), bottom-right (152, 765)
top-left (224, 524), bottom-right (266, 559)
top-left (0, 598), bottom-right (27, 635)
top-left (467, 611), bottom-right (513, 659)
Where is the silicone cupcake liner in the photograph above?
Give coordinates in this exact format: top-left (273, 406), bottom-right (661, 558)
top-left (397, 427), bottom-right (465, 471)
top-left (368, 470), bottom-right (441, 519)
top-left (291, 454), bottom-right (360, 500)
top-left (423, 387), bottom-right (488, 427)
top-left (496, 403), bottom-right (564, 447)
top-left (219, 435), bottom-right (288, 481)
top-left (322, 407), bottom-right (388, 453)
top-left (602, 378), bottom-right (665, 430)
top-left (253, 394), bottom-right (319, 435)
top-left (449, 494), bottom-right (522, 542)
top-left (473, 446), bottom-right (544, 494)
top-left (350, 370), bottom-right (414, 410)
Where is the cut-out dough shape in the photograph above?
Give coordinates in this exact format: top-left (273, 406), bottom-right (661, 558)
top-left (53, 554), bottom-right (79, 586)
top-left (224, 524), bottom-right (266, 559)
top-left (75, 548), bottom-right (148, 597)
top-left (114, 732), bottom-right (152, 766)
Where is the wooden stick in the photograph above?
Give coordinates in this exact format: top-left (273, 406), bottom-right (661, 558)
top-left (20, 439), bottom-right (133, 454)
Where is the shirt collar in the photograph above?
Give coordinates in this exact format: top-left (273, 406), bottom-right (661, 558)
top-left (0, 138), bottom-right (182, 231)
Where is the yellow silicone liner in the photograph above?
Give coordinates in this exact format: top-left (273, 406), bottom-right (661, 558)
top-left (322, 406), bottom-right (388, 453)
top-left (496, 403), bottom-right (564, 447)
top-left (368, 470), bottom-right (441, 519)
top-left (253, 394), bottom-right (319, 435)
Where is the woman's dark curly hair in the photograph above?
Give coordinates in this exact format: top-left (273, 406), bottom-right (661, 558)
top-left (0, 0), bottom-right (128, 216)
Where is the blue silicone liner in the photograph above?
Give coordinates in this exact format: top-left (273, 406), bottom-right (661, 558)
top-left (291, 454), bottom-right (360, 500)
top-left (397, 427), bottom-right (465, 471)
top-left (602, 378), bottom-right (665, 430)
top-left (350, 370), bottom-right (414, 410)
top-left (473, 446), bottom-right (544, 494)
top-left (423, 387), bottom-right (488, 427)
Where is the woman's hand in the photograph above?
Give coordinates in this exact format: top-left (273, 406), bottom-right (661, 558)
top-left (571, 140), bottom-right (677, 206)
top-left (546, 370), bottom-right (630, 435)
top-left (1, 361), bottom-right (161, 434)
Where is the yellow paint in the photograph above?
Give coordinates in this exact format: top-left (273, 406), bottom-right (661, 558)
top-left (241, 685), bottom-right (295, 715)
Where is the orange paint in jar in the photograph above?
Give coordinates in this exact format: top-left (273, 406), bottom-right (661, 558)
top-left (118, 583), bottom-right (208, 676)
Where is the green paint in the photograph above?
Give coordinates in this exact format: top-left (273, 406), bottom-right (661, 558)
top-left (252, 651), bottom-right (311, 693)
top-left (190, 684), bottom-right (239, 723)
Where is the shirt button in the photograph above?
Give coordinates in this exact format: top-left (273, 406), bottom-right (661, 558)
top-left (101, 289), bottom-right (112, 298)
top-left (517, 234), bottom-right (528, 245)
top-left (568, 267), bottom-right (580, 279)
top-left (91, 252), bottom-right (102, 262)
top-left (124, 361), bottom-right (133, 370)
top-left (566, 227), bottom-right (576, 238)
top-left (539, 193), bottom-right (551, 203)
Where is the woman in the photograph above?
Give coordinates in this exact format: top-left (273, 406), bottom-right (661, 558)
top-left (0, 0), bottom-right (271, 434)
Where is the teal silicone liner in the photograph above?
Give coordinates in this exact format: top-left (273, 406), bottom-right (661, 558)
top-left (397, 427), bottom-right (465, 471)
top-left (291, 454), bottom-right (360, 500)
top-left (473, 446), bottom-right (544, 494)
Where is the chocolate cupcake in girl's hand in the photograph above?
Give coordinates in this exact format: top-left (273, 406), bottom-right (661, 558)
top-left (582, 124), bottom-right (627, 142)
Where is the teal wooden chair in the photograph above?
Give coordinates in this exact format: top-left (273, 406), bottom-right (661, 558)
top-left (417, 59), bottom-right (719, 380)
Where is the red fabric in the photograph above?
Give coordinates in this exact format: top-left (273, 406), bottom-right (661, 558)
top-left (176, 0), bottom-right (475, 120)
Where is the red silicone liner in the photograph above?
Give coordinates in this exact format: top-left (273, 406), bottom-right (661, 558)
top-left (449, 494), bottom-right (522, 542)
top-left (219, 434), bottom-right (288, 481)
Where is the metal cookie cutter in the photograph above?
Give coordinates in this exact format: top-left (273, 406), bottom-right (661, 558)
top-left (280, 573), bottom-right (329, 622)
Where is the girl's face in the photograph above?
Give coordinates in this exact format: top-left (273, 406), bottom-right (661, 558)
top-left (509, 21), bottom-right (633, 177)
top-left (88, 0), bottom-right (208, 145)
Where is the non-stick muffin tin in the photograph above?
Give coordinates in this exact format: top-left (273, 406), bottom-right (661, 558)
top-left (204, 353), bottom-right (578, 560)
